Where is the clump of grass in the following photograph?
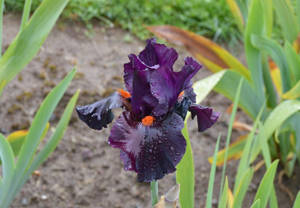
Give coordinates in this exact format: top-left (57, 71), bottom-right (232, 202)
top-left (4, 0), bottom-right (241, 44)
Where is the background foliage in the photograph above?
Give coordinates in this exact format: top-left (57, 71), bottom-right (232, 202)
top-left (4, 0), bottom-right (241, 44)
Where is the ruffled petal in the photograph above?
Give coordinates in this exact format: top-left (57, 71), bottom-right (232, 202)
top-left (189, 104), bottom-right (220, 132)
top-left (76, 92), bottom-right (122, 130)
top-left (150, 57), bottom-right (202, 116)
top-left (108, 112), bottom-right (186, 182)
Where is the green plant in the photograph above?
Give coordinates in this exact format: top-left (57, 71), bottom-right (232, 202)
top-left (0, 0), bottom-right (80, 207)
top-left (4, 0), bottom-right (241, 44)
top-left (148, 0), bottom-right (300, 178)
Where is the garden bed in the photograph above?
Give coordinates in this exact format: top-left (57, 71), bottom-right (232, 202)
top-left (1, 14), bottom-right (298, 208)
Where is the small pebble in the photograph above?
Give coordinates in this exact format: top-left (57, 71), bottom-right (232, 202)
top-left (41, 194), bottom-right (48, 200)
top-left (21, 198), bottom-right (28, 205)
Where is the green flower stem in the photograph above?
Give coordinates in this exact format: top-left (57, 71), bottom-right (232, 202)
top-left (151, 180), bottom-right (158, 206)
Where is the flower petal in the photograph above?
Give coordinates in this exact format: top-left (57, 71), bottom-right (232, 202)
top-left (150, 57), bottom-right (202, 116)
top-left (76, 92), bottom-right (122, 130)
top-left (189, 104), bottom-right (220, 132)
top-left (108, 112), bottom-right (186, 182)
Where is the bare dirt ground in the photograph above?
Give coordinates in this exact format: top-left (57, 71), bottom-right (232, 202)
top-left (0, 14), bottom-right (298, 208)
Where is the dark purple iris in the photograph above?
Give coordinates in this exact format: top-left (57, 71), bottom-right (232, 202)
top-left (76, 39), bottom-right (219, 182)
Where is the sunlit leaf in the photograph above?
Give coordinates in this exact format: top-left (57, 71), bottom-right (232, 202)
top-left (193, 71), bottom-right (225, 105)
top-left (282, 80), bottom-right (300, 99)
top-left (250, 199), bottom-right (261, 208)
top-left (147, 25), bottom-right (251, 80)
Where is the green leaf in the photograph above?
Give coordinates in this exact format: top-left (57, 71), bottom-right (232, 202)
top-left (261, 0), bottom-right (273, 37)
top-left (254, 160), bottom-right (279, 208)
top-left (214, 70), bottom-right (265, 120)
top-left (14, 89), bottom-right (80, 200)
top-left (20, 0), bottom-right (33, 31)
top-left (0, 0), bottom-right (4, 57)
top-left (219, 78), bottom-right (243, 200)
top-left (4, 69), bottom-right (76, 208)
top-left (176, 69), bottom-right (225, 208)
top-left (206, 135), bottom-right (221, 208)
top-left (273, 0), bottom-right (299, 43)
top-left (245, 0), bottom-right (265, 100)
top-left (293, 192), bottom-right (300, 208)
top-left (297, 0), bottom-right (300, 29)
top-left (218, 177), bottom-right (229, 208)
top-left (232, 168), bottom-right (254, 208)
top-left (284, 42), bottom-right (300, 85)
top-left (0, 0), bottom-right (70, 85)
top-left (0, 133), bottom-right (16, 205)
top-left (282, 80), bottom-right (300, 99)
top-left (251, 35), bottom-right (292, 93)
top-left (0, 134), bottom-right (15, 180)
top-left (226, 0), bottom-right (244, 32)
top-left (151, 181), bottom-right (158, 206)
top-left (251, 100), bottom-right (300, 161)
top-left (193, 71), bottom-right (225, 105)
top-left (234, 105), bottom-right (264, 193)
top-left (250, 199), bottom-right (261, 208)
top-left (176, 123), bottom-right (194, 208)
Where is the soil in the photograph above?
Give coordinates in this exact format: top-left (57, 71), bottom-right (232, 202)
top-left (0, 14), bottom-right (298, 208)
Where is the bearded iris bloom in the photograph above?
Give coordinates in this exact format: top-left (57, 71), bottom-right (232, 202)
top-left (76, 39), bottom-right (219, 182)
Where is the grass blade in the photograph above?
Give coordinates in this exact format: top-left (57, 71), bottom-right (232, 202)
top-left (254, 160), bottom-right (279, 208)
top-left (234, 105), bottom-right (265, 193)
top-left (219, 78), bottom-right (243, 200)
top-left (284, 42), bottom-right (300, 84)
top-left (0, 0), bottom-right (70, 84)
top-left (232, 168), bottom-right (254, 208)
top-left (218, 177), bottom-right (229, 208)
top-left (206, 135), bottom-right (221, 208)
top-left (20, 0), bottom-right (33, 31)
top-left (176, 123), bottom-right (194, 208)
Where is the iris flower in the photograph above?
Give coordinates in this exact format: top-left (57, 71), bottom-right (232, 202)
top-left (76, 39), bottom-right (219, 182)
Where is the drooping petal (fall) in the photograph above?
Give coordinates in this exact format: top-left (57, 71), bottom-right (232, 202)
top-left (189, 104), bottom-right (220, 132)
top-left (76, 92), bottom-right (122, 130)
top-left (108, 111), bottom-right (186, 182)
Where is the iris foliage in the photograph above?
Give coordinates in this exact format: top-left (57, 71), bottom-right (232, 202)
top-left (149, 0), bottom-right (300, 180)
top-left (0, 0), bottom-right (78, 207)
